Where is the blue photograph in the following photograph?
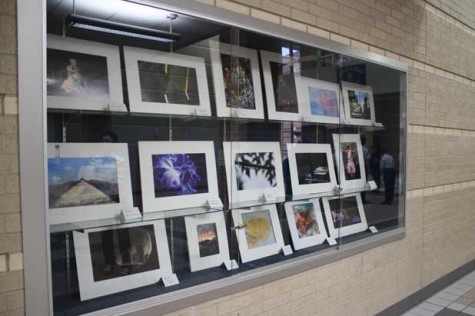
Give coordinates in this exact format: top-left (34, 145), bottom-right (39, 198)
top-left (48, 157), bottom-right (119, 208)
top-left (152, 153), bottom-right (209, 198)
top-left (308, 87), bottom-right (339, 117)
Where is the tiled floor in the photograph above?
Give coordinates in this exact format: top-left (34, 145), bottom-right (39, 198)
top-left (404, 271), bottom-right (475, 316)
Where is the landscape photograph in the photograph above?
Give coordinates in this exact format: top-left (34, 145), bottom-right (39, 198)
top-left (48, 156), bottom-right (119, 208)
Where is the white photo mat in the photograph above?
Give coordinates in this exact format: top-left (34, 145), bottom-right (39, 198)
top-left (185, 211), bottom-right (230, 272)
top-left (47, 143), bottom-right (133, 225)
top-left (296, 77), bottom-right (343, 124)
top-left (73, 220), bottom-right (172, 301)
top-left (341, 81), bottom-right (375, 126)
top-left (321, 193), bottom-right (368, 238)
top-left (284, 199), bottom-right (328, 250)
top-left (222, 142), bottom-right (285, 205)
top-left (332, 134), bottom-right (367, 191)
top-left (286, 143), bottom-right (337, 196)
top-left (260, 50), bottom-right (301, 121)
top-left (138, 141), bottom-right (219, 212)
top-left (124, 46), bottom-right (211, 116)
top-left (232, 204), bottom-right (285, 263)
top-left (47, 34), bottom-right (126, 112)
top-left (210, 41), bottom-right (265, 119)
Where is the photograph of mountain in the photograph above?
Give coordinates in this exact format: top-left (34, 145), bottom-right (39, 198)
top-left (48, 157), bottom-right (119, 208)
top-left (197, 223), bottom-right (219, 258)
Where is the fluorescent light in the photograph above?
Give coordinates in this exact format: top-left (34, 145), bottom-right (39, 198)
top-left (66, 14), bottom-right (181, 42)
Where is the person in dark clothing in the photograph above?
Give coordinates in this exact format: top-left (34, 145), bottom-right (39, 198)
top-left (380, 150), bottom-right (396, 204)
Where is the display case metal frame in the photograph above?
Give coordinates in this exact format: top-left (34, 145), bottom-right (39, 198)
top-left (17, 0), bottom-right (408, 315)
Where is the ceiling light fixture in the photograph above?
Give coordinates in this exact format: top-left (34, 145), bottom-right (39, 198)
top-left (66, 14), bottom-right (181, 42)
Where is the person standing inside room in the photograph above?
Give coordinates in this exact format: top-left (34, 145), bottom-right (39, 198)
top-left (380, 150), bottom-right (396, 205)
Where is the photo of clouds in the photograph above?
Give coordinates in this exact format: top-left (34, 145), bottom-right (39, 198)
top-left (152, 153), bottom-right (208, 198)
top-left (48, 157), bottom-right (119, 208)
top-left (234, 152), bottom-right (277, 190)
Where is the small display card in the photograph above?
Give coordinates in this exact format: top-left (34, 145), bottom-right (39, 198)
top-left (208, 198), bottom-right (224, 210)
top-left (263, 192), bottom-right (276, 202)
top-left (162, 274), bottom-right (180, 287)
top-left (282, 245), bottom-right (293, 256)
top-left (369, 226), bottom-right (378, 233)
top-left (367, 181), bottom-right (378, 190)
top-left (121, 207), bottom-right (142, 222)
top-left (232, 109), bottom-right (240, 118)
top-left (107, 102), bottom-right (126, 112)
top-left (301, 115), bottom-right (312, 122)
top-left (327, 237), bottom-right (337, 246)
top-left (374, 122), bottom-right (384, 128)
top-left (195, 108), bottom-right (208, 116)
top-left (224, 259), bottom-right (239, 271)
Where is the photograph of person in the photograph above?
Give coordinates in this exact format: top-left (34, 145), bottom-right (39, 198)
top-left (340, 142), bottom-right (361, 180)
top-left (47, 48), bottom-right (110, 100)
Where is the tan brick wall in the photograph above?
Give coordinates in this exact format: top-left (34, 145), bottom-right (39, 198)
top-left (0, 0), bottom-right (23, 315)
top-left (3, 0), bottom-right (474, 315)
top-left (162, 0), bottom-right (475, 315)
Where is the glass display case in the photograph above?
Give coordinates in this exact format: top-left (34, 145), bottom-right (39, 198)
top-left (40, 0), bottom-right (407, 314)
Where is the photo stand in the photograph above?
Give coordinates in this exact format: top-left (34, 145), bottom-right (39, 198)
top-left (138, 141), bottom-right (219, 212)
top-left (341, 81), bottom-right (375, 126)
top-left (321, 193), bottom-right (368, 238)
top-left (284, 199), bottom-right (328, 250)
top-left (185, 211), bottom-right (230, 272)
top-left (47, 34), bottom-right (126, 112)
top-left (210, 41), bottom-right (265, 119)
top-left (47, 143), bottom-right (133, 225)
top-left (124, 46), bottom-right (211, 117)
top-left (73, 220), bottom-right (172, 301)
top-left (232, 204), bottom-right (285, 263)
top-left (296, 77), bottom-right (343, 124)
top-left (286, 143), bottom-right (338, 196)
top-left (260, 50), bottom-right (301, 121)
top-left (332, 134), bottom-right (367, 191)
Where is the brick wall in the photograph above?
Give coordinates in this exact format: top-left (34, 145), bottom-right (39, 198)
top-left (0, 0), bottom-right (23, 315)
top-left (161, 0), bottom-right (475, 315)
top-left (3, 0), bottom-right (475, 315)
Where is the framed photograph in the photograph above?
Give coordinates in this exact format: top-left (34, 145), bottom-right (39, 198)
top-left (260, 50), bottom-right (301, 121)
top-left (47, 35), bottom-right (126, 112)
top-left (321, 193), bottom-right (368, 238)
top-left (286, 143), bottom-right (337, 196)
top-left (341, 81), bottom-right (375, 126)
top-left (332, 134), bottom-right (367, 191)
top-left (184, 211), bottom-right (230, 272)
top-left (47, 143), bottom-right (133, 225)
top-left (223, 142), bottom-right (285, 205)
top-left (73, 220), bottom-right (172, 301)
top-left (138, 141), bottom-right (219, 212)
top-left (210, 41), bottom-right (264, 119)
top-left (124, 46), bottom-right (211, 116)
top-left (296, 77), bottom-right (342, 124)
top-left (232, 205), bottom-right (285, 263)
top-left (284, 199), bottom-right (328, 250)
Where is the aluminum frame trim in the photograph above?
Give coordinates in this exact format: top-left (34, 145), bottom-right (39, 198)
top-left (126, 0), bottom-right (409, 72)
top-left (18, 0), bottom-right (52, 315)
top-left (83, 228), bottom-right (405, 316)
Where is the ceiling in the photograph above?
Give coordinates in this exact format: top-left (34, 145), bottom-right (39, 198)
top-left (46, 0), bottom-right (228, 49)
